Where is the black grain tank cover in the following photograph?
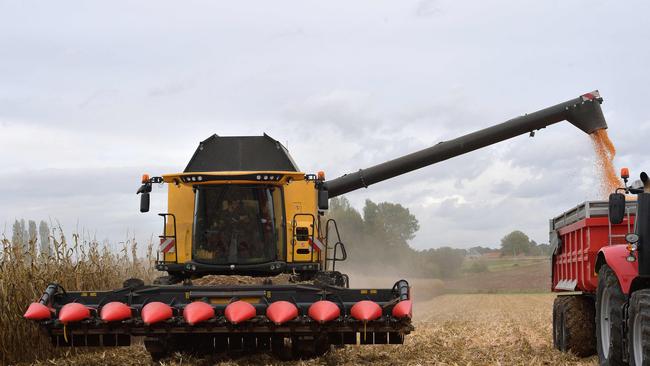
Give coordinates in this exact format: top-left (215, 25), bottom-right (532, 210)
top-left (184, 134), bottom-right (299, 173)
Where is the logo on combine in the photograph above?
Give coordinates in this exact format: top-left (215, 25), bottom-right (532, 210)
top-left (159, 238), bottom-right (175, 254)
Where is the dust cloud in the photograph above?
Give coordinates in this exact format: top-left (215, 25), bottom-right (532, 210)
top-left (344, 270), bottom-right (445, 304)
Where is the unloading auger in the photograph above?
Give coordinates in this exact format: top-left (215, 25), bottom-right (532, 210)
top-left (25, 91), bottom-right (608, 360)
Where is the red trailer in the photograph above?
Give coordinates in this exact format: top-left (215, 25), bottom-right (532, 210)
top-left (552, 200), bottom-right (636, 294)
top-left (551, 170), bottom-right (650, 365)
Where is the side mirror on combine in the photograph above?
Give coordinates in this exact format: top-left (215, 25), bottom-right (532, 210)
top-left (137, 173), bottom-right (152, 213)
top-left (140, 192), bottom-right (150, 213)
top-left (608, 193), bottom-right (626, 224)
top-left (318, 189), bottom-right (329, 211)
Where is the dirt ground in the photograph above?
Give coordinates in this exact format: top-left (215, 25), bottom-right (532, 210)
top-left (25, 292), bottom-right (597, 366)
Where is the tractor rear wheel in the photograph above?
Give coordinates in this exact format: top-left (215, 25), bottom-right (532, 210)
top-left (552, 294), bottom-right (596, 356)
top-left (596, 264), bottom-right (626, 365)
top-left (627, 289), bottom-right (650, 365)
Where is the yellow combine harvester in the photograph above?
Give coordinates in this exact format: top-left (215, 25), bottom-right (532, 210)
top-left (144, 134), bottom-right (343, 285)
top-left (24, 91), bottom-right (608, 360)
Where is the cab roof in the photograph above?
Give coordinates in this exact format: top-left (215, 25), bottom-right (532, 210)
top-left (184, 134), bottom-right (299, 173)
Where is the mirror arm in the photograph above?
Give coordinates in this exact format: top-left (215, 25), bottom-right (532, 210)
top-left (136, 176), bottom-right (163, 194)
top-left (136, 183), bottom-right (152, 195)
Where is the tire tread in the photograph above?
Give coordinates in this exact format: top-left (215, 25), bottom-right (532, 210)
top-left (596, 264), bottom-right (626, 366)
top-left (627, 289), bottom-right (650, 365)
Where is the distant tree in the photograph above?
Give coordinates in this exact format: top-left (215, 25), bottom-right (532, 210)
top-left (326, 197), bottom-right (477, 279)
top-left (468, 246), bottom-right (499, 255)
top-left (500, 230), bottom-right (531, 256)
top-left (363, 200), bottom-right (419, 246)
top-left (326, 197), bottom-right (366, 263)
top-left (11, 220), bottom-right (21, 246)
top-left (329, 197), bottom-right (363, 226)
top-left (12, 219), bottom-right (27, 251)
top-left (27, 220), bottom-right (37, 259)
top-left (465, 259), bottom-right (489, 273)
top-left (538, 243), bottom-right (551, 256)
top-left (28, 220), bottom-right (37, 242)
top-left (531, 243), bottom-right (551, 256)
top-left (39, 221), bottom-right (51, 256)
top-left (426, 246), bottom-right (466, 278)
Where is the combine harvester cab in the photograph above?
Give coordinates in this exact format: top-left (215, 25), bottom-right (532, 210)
top-left (551, 169), bottom-right (650, 365)
top-left (26, 91), bottom-right (609, 360)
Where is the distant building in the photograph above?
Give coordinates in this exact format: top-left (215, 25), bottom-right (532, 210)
top-left (467, 249), bottom-right (482, 259)
top-left (482, 252), bottom-right (501, 259)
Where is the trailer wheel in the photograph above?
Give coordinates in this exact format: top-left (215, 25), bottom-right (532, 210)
top-left (552, 295), bottom-right (596, 356)
top-left (596, 264), bottom-right (626, 365)
top-left (627, 289), bottom-right (650, 365)
top-left (553, 295), bottom-right (569, 350)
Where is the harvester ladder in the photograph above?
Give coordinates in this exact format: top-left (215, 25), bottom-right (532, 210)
top-left (324, 219), bottom-right (347, 271)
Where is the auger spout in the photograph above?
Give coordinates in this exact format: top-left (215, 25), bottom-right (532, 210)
top-left (323, 91), bottom-right (607, 198)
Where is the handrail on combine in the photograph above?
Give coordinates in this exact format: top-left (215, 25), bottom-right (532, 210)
top-left (325, 219), bottom-right (347, 272)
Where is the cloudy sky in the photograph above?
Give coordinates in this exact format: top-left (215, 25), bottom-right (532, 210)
top-left (1, 1), bottom-right (649, 252)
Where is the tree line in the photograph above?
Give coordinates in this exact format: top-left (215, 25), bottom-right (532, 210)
top-left (499, 230), bottom-right (551, 257)
top-left (326, 198), bottom-right (551, 279)
top-left (9, 219), bottom-right (52, 257)
top-left (326, 197), bottom-right (466, 279)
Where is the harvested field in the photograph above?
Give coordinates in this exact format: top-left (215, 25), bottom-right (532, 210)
top-left (23, 292), bottom-right (597, 365)
top-left (444, 259), bottom-right (551, 293)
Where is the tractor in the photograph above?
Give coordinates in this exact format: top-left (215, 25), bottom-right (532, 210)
top-left (552, 169), bottom-right (650, 365)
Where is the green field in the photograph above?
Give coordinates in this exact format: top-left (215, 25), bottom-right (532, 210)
top-left (461, 255), bottom-right (549, 272)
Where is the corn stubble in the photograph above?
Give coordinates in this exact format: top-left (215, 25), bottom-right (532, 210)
top-left (0, 230), bottom-right (155, 365)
